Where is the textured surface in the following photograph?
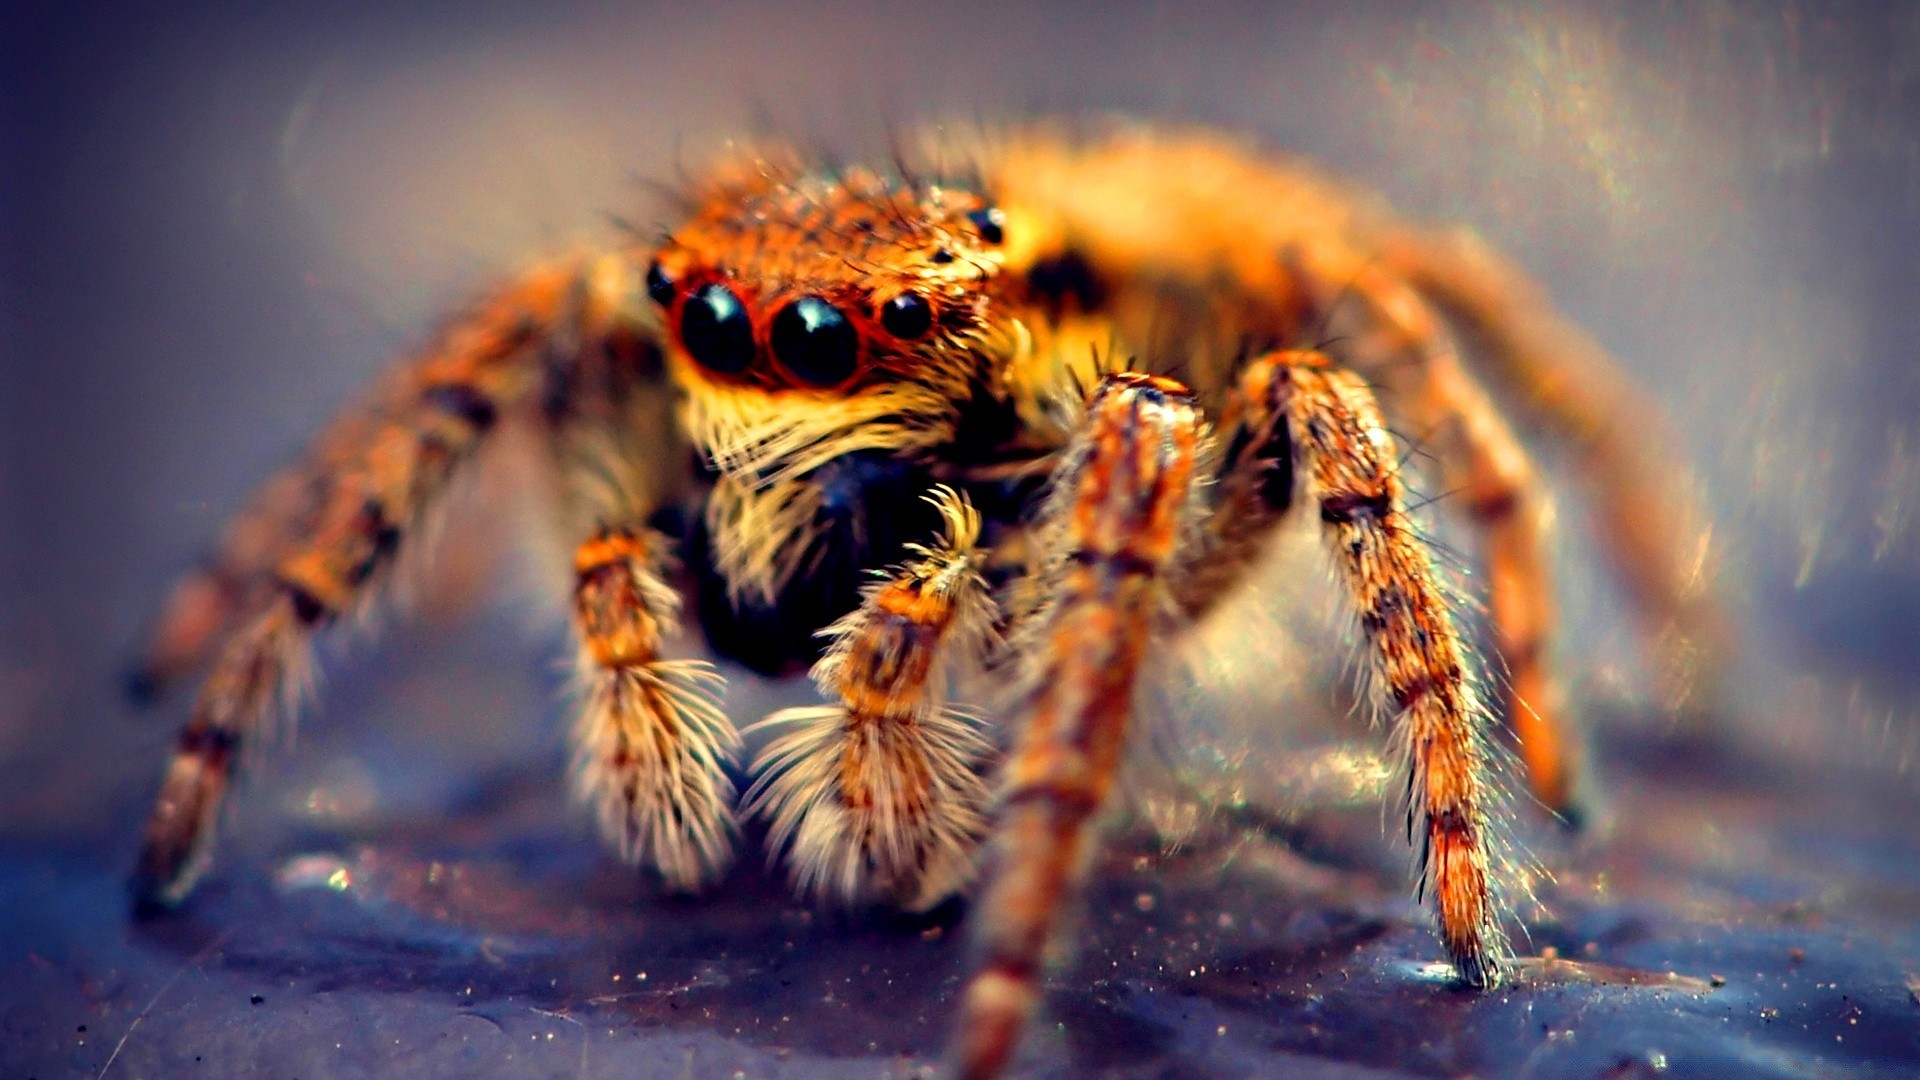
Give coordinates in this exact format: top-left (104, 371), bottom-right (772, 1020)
top-left (5, 720), bottom-right (1920, 1077)
top-left (6, 2), bottom-right (1920, 1077)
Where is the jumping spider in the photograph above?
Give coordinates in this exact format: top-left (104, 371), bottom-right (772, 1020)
top-left (130, 122), bottom-right (1726, 1078)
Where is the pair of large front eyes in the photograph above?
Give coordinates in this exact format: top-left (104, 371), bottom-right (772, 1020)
top-left (648, 265), bottom-right (934, 386)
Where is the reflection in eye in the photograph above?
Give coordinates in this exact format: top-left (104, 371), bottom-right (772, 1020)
top-left (681, 283), bottom-right (755, 373)
top-left (770, 297), bottom-right (859, 386)
top-left (645, 260), bottom-right (677, 307)
top-left (967, 207), bottom-right (1005, 245)
top-left (880, 293), bottom-right (934, 340)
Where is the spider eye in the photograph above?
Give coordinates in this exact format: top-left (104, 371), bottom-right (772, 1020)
top-left (879, 292), bottom-right (933, 339)
top-left (967, 207), bottom-right (1005, 245)
top-left (770, 297), bottom-right (859, 386)
top-left (645, 260), bottom-right (677, 306)
top-left (681, 283), bottom-right (755, 374)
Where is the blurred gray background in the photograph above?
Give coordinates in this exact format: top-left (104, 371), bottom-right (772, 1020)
top-left (4, 2), bottom-right (1920, 1077)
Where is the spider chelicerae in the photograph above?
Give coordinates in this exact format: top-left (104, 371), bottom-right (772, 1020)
top-left (128, 121), bottom-right (1727, 1078)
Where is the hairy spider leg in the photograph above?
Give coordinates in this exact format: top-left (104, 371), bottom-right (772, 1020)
top-left (541, 301), bottom-right (744, 892)
top-left (134, 255), bottom-right (634, 907)
top-left (1251, 350), bottom-right (1511, 985)
top-left (569, 526), bottom-right (738, 890)
top-left (1301, 247), bottom-right (1583, 819)
top-left (744, 487), bottom-right (997, 910)
top-left (954, 372), bottom-right (1207, 1080)
top-left (981, 126), bottom-right (1724, 819)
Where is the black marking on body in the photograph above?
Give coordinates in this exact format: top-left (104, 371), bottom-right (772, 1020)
top-left (1066, 547), bottom-right (1159, 578)
top-left (361, 498), bottom-right (402, 556)
top-left (1003, 781), bottom-right (1102, 815)
top-left (1390, 666), bottom-right (1459, 709)
top-left (176, 725), bottom-right (239, 764)
top-left (1469, 487), bottom-right (1519, 523)
top-left (422, 382), bottom-right (498, 431)
top-left (282, 580), bottom-right (332, 626)
top-left (1359, 585), bottom-right (1410, 635)
top-left (346, 498), bottom-right (401, 586)
top-left (1429, 805), bottom-right (1472, 835)
top-left (1026, 248), bottom-right (1108, 314)
top-left (1320, 489), bottom-right (1393, 523)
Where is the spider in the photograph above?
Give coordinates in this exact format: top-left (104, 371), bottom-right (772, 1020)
top-left (128, 121), bottom-right (1727, 1078)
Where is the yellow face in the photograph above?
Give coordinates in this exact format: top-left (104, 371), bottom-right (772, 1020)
top-left (641, 153), bottom-right (1017, 609)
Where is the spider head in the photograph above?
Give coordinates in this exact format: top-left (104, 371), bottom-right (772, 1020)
top-left (642, 153), bottom-right (1016, 620)
top-left (646, 154), bottom-right (1010, 404)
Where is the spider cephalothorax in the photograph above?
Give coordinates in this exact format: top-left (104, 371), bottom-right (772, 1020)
top-left (129, 123), bottom-right (1727, 1079)
top-left (643, 159), bottom-right (1027, 675)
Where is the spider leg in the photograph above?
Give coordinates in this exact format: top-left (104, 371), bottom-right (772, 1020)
top-left (742, 487), bottom-right (996, 910)
top-left (1383, 228), bottom-right (1731, 714)
top-left (541, 315), bottom-right (743, 892)
top-left (954, 372), bottom-right (1207, 1080)
top-left (1250, 349), bottom-right (1510, 985)
top-left (569, 525), bottom-right (737, 890)
top-left (1317, 257), bottom-right (1586, 819)
top-left (134, 254), bottom-right (644, 908)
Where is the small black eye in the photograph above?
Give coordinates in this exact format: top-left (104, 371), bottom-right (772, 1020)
top-left (681, 283), bottom-right (755, 374)
top-left (645, 260), bottom-right (677, 306)
top-left (880, 293), bottom-right (933, 339)
top-left (967, 207), bottom-right (1005, 245)
top-left (771, 297), bottom-right (859, 386)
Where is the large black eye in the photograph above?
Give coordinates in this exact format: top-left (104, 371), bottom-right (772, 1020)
top-left (967, 207), bottom-right (1005, 245)
top-left (880, 292), bottom-right (933, 339)
top-left (681, 283), bottom-right (755, 373)
top-left (770, 297), bottom-right (859, 386)
top-left (645, 260), bottom-right (677, 306)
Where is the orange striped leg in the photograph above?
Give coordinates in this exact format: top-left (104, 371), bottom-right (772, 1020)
top-left (134, 258), bottom-right (623, 909)
top-left (1383, 229), bottom-right (1730, 713)
top-left (953, 373), bottom-right (1206, 1080)
top-left (570, 527), bottom-right (738, 890)
top-left (1333, 259), bottom-right (1583, 819)
top-left (1253, 349), bottom-right (1510, 986)
top-left (744, 488), bottom-right (995, 910)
